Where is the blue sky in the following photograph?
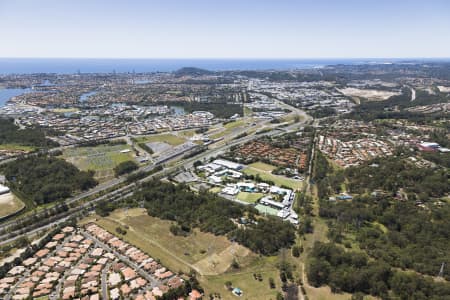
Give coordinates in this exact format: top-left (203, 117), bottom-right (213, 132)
top-left (1, 0), bottom-right (449, 58)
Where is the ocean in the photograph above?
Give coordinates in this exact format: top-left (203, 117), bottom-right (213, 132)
top-left (0, 58), bottom-right (427, 75)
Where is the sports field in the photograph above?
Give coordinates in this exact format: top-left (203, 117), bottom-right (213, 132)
top-left (0, 193), bottom-right (25, 218)
top-left (62, 144), bottom-right (135, 181)
top-left (236, 192), bottom-right (264, 204)
top-left (133, 133), bottom-right (186, 146)
top-left (255, 204), bottom-right (279, 216)
top-left (243, 167), bottom-right (303, 190)
top-left (80, 208), bottom-right (284, 299)
top-left (248, 161), bottom-right (277, 172)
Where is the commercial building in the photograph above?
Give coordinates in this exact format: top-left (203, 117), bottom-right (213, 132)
top-left (212, 159), bottom-right (243, 171)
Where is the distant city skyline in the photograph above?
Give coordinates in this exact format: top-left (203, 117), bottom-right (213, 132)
top-left (1, 0), bottom-right (449, 58)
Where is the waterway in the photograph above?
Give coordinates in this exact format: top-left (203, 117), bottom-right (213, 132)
top-left (0, 88), bottom-right (30, 107)
top-left (171, 105), bottom-right (186, 115)
top-left (79, 91), bottom-right (98, 102)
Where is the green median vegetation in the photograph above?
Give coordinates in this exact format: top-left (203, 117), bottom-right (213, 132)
top-left (114, 160), bottom-right (139, 177)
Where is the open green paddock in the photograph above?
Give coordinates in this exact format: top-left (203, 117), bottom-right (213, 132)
top-left (62, 144), bottom-right (135, 181)
top-left (243, 167), bottom-right (303, 190)
top-left (132, 133), bottom-right (186, 146)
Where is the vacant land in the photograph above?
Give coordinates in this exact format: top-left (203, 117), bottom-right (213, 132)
top-left (176, 129), bottom-right (196, 138)
top-left (438, 85), bottom-right (450, 93)
top-left (133, 133), bottom-right (186, 146)
top-left (304, 285), bottom-right (352, 300)
top-left (209, 187), bottom-right (222, 194)
top-left (62, 144), bottom-right (135, 181)
top-left (248, 161), bottom-right (277, 172)
top-left (202, 256), bottom-right (283, 300)
top-left (51, 108), bottom-right (80, 113)
top-left (80, 208), bottom-right (284, 300)
top-left (82, 208), bottom-right (252, 275)
top-left (338, 87), bottom-right (400, 101)
top-left (236, 192), bottom-right (264, 204)
top-left (0, 144), bottom-right (35, 152)
top-left (210, 120), bottom-right (246, 139)
top-left (0, 193), bottom-right (25, 218)
top-left (244, 167), bottom-right (303, 190)
top-left (281, 112), bottom-right (301, 123)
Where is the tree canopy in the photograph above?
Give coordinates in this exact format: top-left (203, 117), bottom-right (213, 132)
top-left (0, 118), bottom-right (58, 148)
top-left (1, 156), bottom-right (97, 204)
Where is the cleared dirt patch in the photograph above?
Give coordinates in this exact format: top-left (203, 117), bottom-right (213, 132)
top-left (438, 86), bottom-right (450, 93)
top-left (194, 243), bottom-right (252, 275)
top-left (338, 87), bottom-right (400, 101)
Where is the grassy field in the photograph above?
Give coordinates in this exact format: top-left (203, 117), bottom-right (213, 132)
top-left (236, 192), bottom-right (264, 204)
top-left (248, 161), bottom-right (277, 172)
top-left (224, 120), bottom-right (245, 129)
top-left (62, 144), bottom-right (135, 181)
top-left (81, 209), bottom-right (252, 275)
top-left (243, 107), bottom-right (252, 117)
top-left (0, 143), bottom-right (35, 152)
top-left (51, 108), bottom-right (80, 113)
top-left (255, 204), bottom-right (279, 216)
top-left (0, 193), bottom-right (25, 218)
top-left (133, 133), bottom-right (186, 146)
top-left (80, 208), bottom-right (285, 299)
top-left (209, 187), bottom-right (222, 194)
top-left (243, 167), bottom-right (303, 190)
top-left (210, 120), bottom-right (246, 139)
top-left (176, 129), bottom-right (196, 139)
top-left (202, 256), bottom-right (283, 300)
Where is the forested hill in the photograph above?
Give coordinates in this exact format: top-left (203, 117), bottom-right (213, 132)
top-left (174, 67), bottom-right (213, 76)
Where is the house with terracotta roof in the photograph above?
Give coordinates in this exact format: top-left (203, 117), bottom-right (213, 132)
top-left (121, 283), bottom-right (132, 297)
top-left (52, 233), bottom-right (65, 241)
top-left (189, 289), bottom-right (202, 300)
top-left (122, 267), bottom-right (137, 281)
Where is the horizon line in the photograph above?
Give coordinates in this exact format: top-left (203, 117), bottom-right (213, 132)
top-left (1, 57), bottom-right (450, 60)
